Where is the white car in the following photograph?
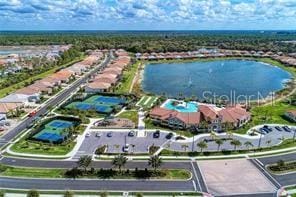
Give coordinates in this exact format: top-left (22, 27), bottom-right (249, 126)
top-left (95, 132), bottom-right (102, 137)
top-left (85, 133), bottom-right (91, 137)
top-left (123, 144), bottom-right (130, 152)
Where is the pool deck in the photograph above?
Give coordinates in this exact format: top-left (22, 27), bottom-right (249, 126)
top-left (160, 99), bottom-right (221, 113)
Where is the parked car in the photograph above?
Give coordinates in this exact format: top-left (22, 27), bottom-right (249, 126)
top-left (123, 144), bottom-right (129, 152)
top-left (95, 132), bottom-right (102, 137)
top-left (259, 128), bottom-right (267, 135)
top-left (166, 132), bottom-right (174, 139)
top-left (283, 126), bottom-right (291, 132)
top-left (128, 130), bottom-right (135, 137)
top-left (263, 125), bottom-right (272, 132)
top-left (275, 126), bottom-right (282, 131)
top-left (85, 133), bottom-right (90, 137)
top-left (107, 132), bottom-right (113, 137)
top-left (0, 127), bottom-right (4, 132)
top-left (153, 130), bottom-right (160, 138)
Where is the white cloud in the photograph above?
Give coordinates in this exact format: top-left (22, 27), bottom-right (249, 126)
top-left (0, 0), bottom-right (296, 29)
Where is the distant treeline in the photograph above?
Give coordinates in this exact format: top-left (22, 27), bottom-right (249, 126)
top-left (0, 31), bottom-right (296, 53)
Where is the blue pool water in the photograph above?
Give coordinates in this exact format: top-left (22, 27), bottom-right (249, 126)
top-left (142, 60), bottom-right (292, 100)
top-left (164, 100), bottom-right (198, 112)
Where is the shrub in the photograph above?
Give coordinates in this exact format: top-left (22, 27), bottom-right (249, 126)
top-left (27, 189), bottom-right (39, 197)
top-left (64, 190), bottom-right (74, 197)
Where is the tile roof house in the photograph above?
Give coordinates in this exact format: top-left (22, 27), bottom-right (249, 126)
top-left (0, 102), bottom-right (23, 115)
top-left (150, 103), bottom-right (250, 131)
top-left (84, 81), bottom-right (112, 93)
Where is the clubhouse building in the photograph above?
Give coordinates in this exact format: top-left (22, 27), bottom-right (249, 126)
top-left (149, 99), bottom-right (251, 131)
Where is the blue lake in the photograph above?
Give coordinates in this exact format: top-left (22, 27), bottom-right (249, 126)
top-left (142, 60), bottom-right (292, 100)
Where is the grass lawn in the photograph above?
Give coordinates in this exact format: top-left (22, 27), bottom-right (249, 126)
top-left (267, 160), bottom-right (296, 175)
top-left (137, 95), bottom-right (158, 108)
top-left (0, 164), bottom-right (190, 180)
top-left (0, 165), bottom-right (64, 178)
top-left (117, 110), bottom-right (138, 125)
top-left (10, 137), bottom-right (75, 156)
top-left (0, 56), bottom-right (84, 98)
top-left (115, 62), bottom-right (140, 93)
top-left (234, 101), bottom-right (296, 134)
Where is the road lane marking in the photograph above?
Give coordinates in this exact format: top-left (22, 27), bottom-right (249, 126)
top-left (190, 160), bottom-right (201, 192)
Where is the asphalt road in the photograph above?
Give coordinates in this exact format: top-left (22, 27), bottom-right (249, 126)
top-left (0, 157), bottom-right (193, 170)
top-left (258, 152), bottom-right (296, 187)
top-left (0, 52), bottom-right (112, 148)
top-left (0, 157), bottom-right (198, 192)
top-left (0, 177), bottom-right (195, 191)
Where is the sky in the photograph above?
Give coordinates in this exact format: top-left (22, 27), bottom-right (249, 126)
top-left (0, 0), bottom-right (296, 30)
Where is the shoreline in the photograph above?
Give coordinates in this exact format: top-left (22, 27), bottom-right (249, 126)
top-left (138, 56), bottom-right (296, 104)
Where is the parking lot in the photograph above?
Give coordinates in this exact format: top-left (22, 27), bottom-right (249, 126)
top-left (168, 125), bottom-right (296, 152)
top-left (198, 159), bottom-right (277, 196)
top-left (73, 124), bottom-right (296, 158)
top-left (74, 130), bottom-right (170, 157)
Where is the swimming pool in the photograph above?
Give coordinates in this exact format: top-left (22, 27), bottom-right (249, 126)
top-left (163, 99), bottom-right (198, 113)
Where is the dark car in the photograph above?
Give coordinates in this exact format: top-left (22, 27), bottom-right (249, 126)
top-left (283, 126), bottom-right (291, 132)
top-left (259, 128), bottom-right (267, 135)
top-left (275, 126), bottom-right (282, 131)
top-left (166, 132), bottom-right (174, 139)
top-left (153, 130), bottom-right (160, 138)
top-left (107, 132), bottom-right (113, 137)
top-left (128, 130), bottom-right (135, 137)
top-left (263, 125), bottom-right (272, 132)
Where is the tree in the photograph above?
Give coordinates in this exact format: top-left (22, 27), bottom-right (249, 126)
top-left (266, 139), bottom-right (272, 147)
top-left (77, 155), bottom-right (92, 173)
top-left (230, 139), bottom-right (241, 151)
top-left (226, 130), bottom-right (233, 139)
top-left (181, 144), bottom-right (189, 152)
top-left (64, 190), bottom-right (74, 197)
top-left (100, 191), bottom-right (108, 197)
top-left (277, 160), bottom-right (285, 168)
top-left (210, 131), bottom-right (217, 140)
top-left (215, 138), bottom-right (224, 151)
top-left (27, 190), bottom-right (39, 197)
top-left (148, 155), bottom-right (162, 172)
top-left (197, 141), bottom-right (208, 153)
top-left (112, 154), bottom-right (128, 172)
top-left (136, 193), bottom-right (143, 197)
top-left (244, 141), bottom-right (254, 150)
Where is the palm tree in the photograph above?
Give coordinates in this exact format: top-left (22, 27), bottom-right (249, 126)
top-left (215, 138), bottom-right (224, 151)
top-left (77, 155), bottom-right (92, 173)
top-left (266, 139), bottom-right (272, 147)
top-left (181, 144), bottom-right (189, 152)
top-left (112, 154), bottom-right (128, 172)
top-left (244, 141), bottom-right (254, 150)
top-left (210, 131), bottom-right (217, 140)
top-left (148, 155), bottom-right (162, 172)
top-left (114, 144), bottom-right (120, 153)
top-left (27, 190), bottom-right (39, 197)
top-left (197, 141), bottom-right (208, 153)
top-left (64, 190), bottom-right (74, 197)
top-left (226, 130), bottom-right (233, 139)
top-left (230, 139), bottom-right (241, 151)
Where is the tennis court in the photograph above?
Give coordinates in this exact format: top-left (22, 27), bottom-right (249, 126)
top-left (65, 95), bottom-right (126, 114)
top-left (33, 119), bottom-right (74, 143)
top-left (47, 120), bottom-right (73, 129)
